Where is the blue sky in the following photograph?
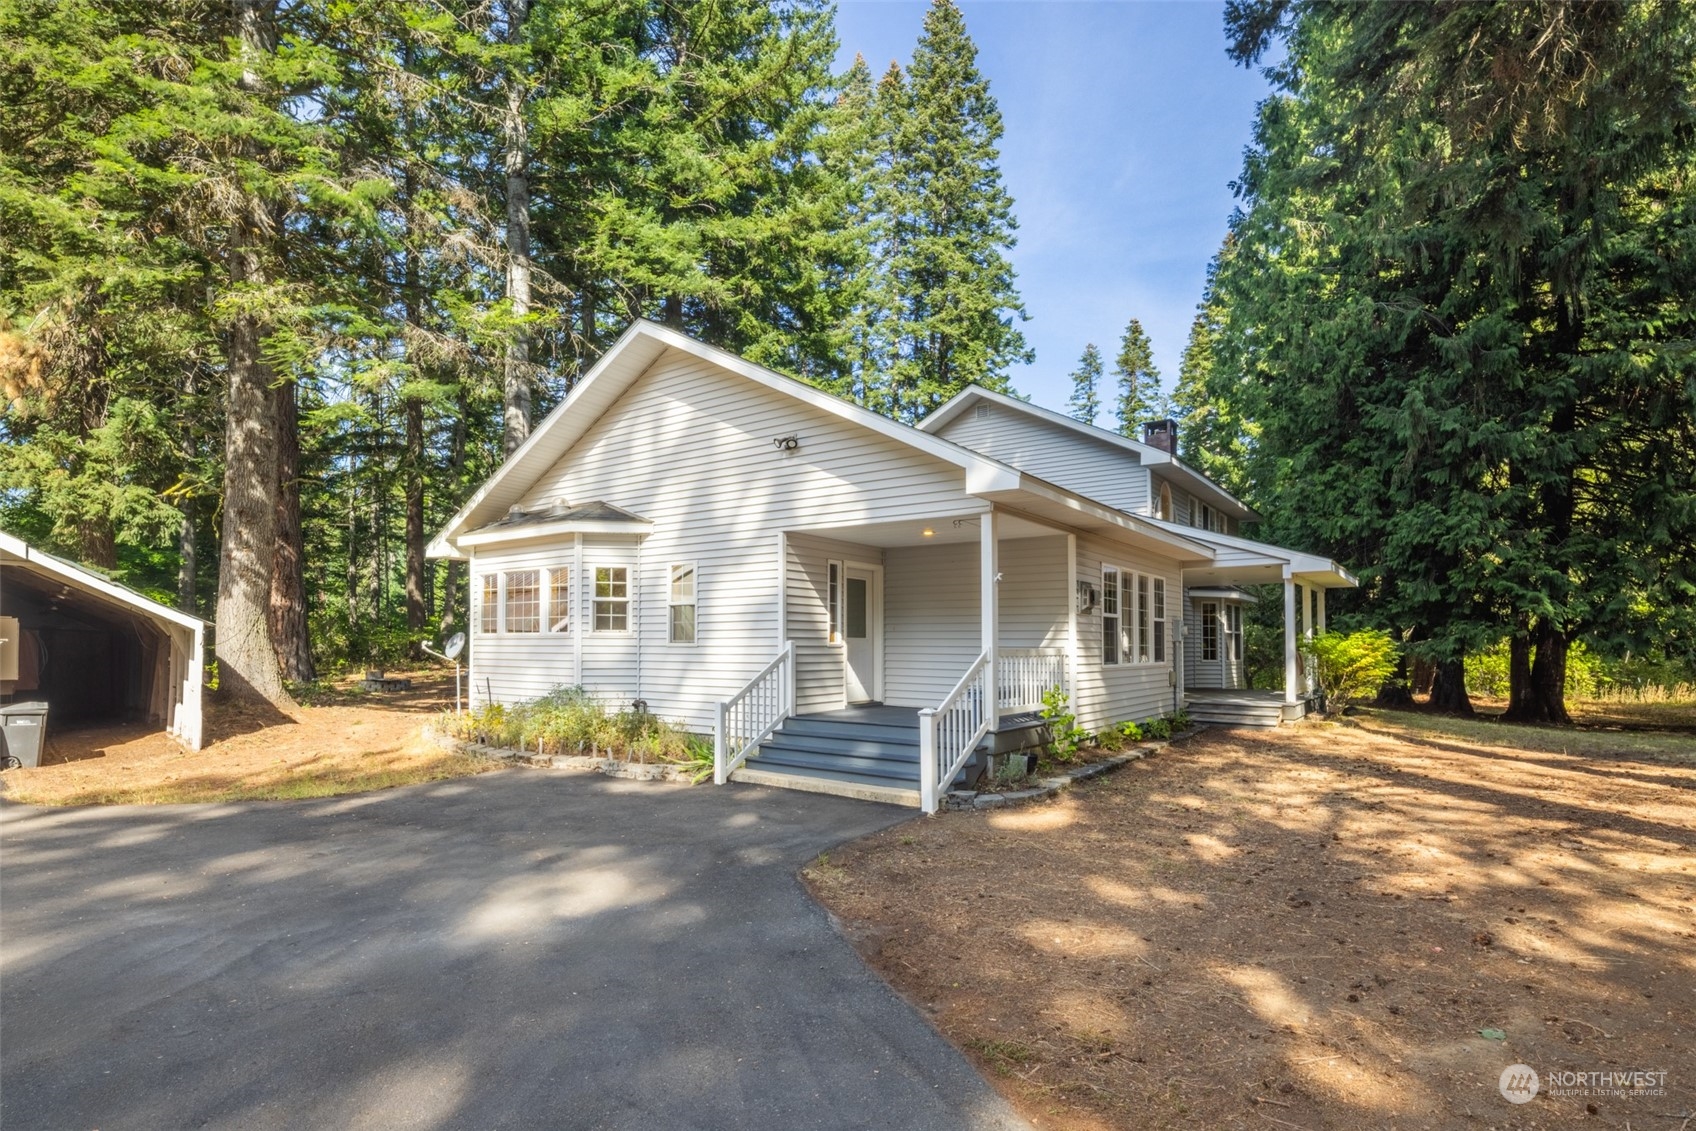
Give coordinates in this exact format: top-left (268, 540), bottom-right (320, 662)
top-left (833, 0), bottom-right (1272, 422)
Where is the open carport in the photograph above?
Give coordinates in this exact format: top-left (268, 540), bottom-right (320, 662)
top-left (0, 531), bottom-right (204, 752)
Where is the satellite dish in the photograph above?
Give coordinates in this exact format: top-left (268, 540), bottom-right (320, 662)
top-left (444, 632), bottom-right (466, 660)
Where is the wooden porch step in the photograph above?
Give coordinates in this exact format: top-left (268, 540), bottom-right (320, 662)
top-left (750, 744), bottom-right (920, 781)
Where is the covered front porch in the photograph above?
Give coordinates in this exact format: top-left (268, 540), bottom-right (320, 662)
top-left (1176, 527), bottom-right (1358, 725)
top-left (716, 503), bottom-right (1213, 811)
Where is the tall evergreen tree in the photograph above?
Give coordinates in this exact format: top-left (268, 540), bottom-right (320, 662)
top-left (880, 0), bottom-right (1030, 421)
top-left (1067, 344), bottom-right (1103, 425)
top-left (1112, 317), bottom-right (1160, 437)
top-left (1219, 0), bottom-right (1696, 722)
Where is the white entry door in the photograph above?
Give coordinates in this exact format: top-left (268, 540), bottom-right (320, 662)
top-left (843, 564), bottom-right (882, 703)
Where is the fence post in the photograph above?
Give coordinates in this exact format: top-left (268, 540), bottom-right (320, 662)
top-left (918, 707), bottom-right (938, 814)
top-left (713, 700), bottom-right (728, 785)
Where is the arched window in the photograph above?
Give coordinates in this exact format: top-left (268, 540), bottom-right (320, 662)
top-left (1159, 482), bottom-right (1173, 522)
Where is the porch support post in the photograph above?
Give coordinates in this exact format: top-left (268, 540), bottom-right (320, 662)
top-left (1065, 533), bottom-right (1078, 702)
top-left (1316, 586), bottom-right (1327, 636)
top-left (982, 509), bottom-right (1000, 723)
top-left (1282, 572), bottom-right (1299, 705)
top-left (1301, 580), bottom-right (1314, 695)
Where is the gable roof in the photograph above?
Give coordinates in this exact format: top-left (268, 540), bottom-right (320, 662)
top-left (0, 531), bottom-right (206, 630)
top-left (431, 321), bottom-right (1022, 558)
top-left (430, 321), bottom-right (1217, 564)
top-left (917, 385), bottom-right (1260, 522)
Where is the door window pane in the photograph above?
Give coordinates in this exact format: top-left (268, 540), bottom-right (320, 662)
top-left (845, 576), bottom-right (868, 639)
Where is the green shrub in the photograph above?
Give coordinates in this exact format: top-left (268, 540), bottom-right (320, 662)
top-left (1143, 716), bottom-right (1172, 740)
top-left (444, 687), bottom-right (707, 767)
top-left (1039, 685), bottom-right (1088, 762)
top-left (1168, 709), bottom-right (1191, 733)
top-left (1303, 629), bottom-right (1399, 711)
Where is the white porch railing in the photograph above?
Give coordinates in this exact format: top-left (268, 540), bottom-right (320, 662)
top-left (713, 641), bottom-right (795, 784)
top-left (918, 650), bottom-right (992, 814)
top-left (998, 647), bottom-right (1065, 713)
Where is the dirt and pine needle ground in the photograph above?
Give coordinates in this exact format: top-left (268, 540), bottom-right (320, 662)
top-left (806, 707), bottom-right (1696, 1131)
top-left (0, 670), bottom-right (493, 805)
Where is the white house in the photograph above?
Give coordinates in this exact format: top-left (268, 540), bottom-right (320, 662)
top-left (430, 321), bottom-right (1354, 811)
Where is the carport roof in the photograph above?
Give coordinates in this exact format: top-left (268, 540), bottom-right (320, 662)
top-left (0, 531), bottom-right (206, 630)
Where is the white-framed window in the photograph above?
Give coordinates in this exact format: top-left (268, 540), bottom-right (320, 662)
top-left (1101, 565), bottom-right (1120, 665)
top-left (1153, 578), bottom-right (1167, 663)
top-left (547, 568), bottom-right (570, 633)
top-left (1228, 603), bottom-right (1243, 662)
top-left (827, 559), bottom-right (843, 644)
top-left (1159, 482), bottom-right (1173, 522)
top-left (668, 563), bottom-right (696, 644)
top-left (1201, 601), bottom-right (1220, 662)
top-left (1136, 574), bottom-right (1151, 662)
top-left (479, 574), bottom-right (500, 634)
top-left (593, 566), bottom-right (629, 632)
top-left (505, 570), bottom-right (540, 632)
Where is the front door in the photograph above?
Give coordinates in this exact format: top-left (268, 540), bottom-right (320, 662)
top-left (843, 564), bottom-right (881, 703)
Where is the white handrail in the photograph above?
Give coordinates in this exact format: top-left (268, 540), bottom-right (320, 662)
top-left (918, 650), bottom-right (992, 814)
top-left (714, 641), bottom-right (796, 784)
top-left (997, 647), bottom-right (1066, 713)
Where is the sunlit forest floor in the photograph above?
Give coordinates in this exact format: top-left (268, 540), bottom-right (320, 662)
top-left (807, 708), bottom-right (1695, 1130)
top-left (0, 670), bottom-right (495, 805)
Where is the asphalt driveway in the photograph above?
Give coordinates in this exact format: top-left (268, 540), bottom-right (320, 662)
top-left (0, 771), bottom-right (1028, 1130)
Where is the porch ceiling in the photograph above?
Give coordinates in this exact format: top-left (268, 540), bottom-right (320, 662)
top-left (786, 512), bottom-right (1055, 547)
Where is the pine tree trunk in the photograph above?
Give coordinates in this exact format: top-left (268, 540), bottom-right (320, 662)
top-left (501, 0), bottom-right (532, 457)
top-left (214, 0), bottom-right (291, 707)
top-left (1428, 657), bottom-right (1473, 715)
top-left (1373, 650), bottom-right (1415, 708)
top-left (404, 394), bottom-right (427, 657)
top-left (269, 377), bottom-right (312, 682)
top-left (1506, 630), bottom-right (1534, 717)
top-left (662, 294), bottom-right (683, 328)
top-left (439, 383), bottom-right (469, 638)
top-left (177, 500), bottom-right (197, 614)
top-left (1526, 619), bottom-right (1572, 724)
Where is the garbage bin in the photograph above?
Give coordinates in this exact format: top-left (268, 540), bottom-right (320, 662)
top-left (0, 702), bottom-right (49, 769)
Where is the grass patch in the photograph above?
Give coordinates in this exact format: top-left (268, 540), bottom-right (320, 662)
top-left (965, 1037), bottom-right (1039, 1077)
top-left (6, 752), bottom-right (497, 806)
top-left (1353, 705), bottom-right (1695, 764)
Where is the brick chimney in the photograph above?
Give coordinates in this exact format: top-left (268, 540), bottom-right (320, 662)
top-left (1143, 418), bottom-right (1178, 455)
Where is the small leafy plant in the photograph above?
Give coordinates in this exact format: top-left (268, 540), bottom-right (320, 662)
top-left (1039, 685), bottom-right (1088, 763)
top-left (1143, 716), bottom-right (1172, 741)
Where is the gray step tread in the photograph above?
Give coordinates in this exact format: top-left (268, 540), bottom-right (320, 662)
top-left (762, 733), bottom-right (923, 760)
top-left (736, 760), bottom-right (925, 797)
top-left (778, 718), bottom-right (922, 743)
top-left (752, 746), bottom-right (921, 782)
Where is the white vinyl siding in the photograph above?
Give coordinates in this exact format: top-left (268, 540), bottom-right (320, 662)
top-left (934, 408), bottom-right (1150, 514)
top-left (1071, 533), bottom-right (1180, 732)
top-left (884, 535), bottom-right (1068, 708)
top-left (478, 347), bottom-right (980, 730)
